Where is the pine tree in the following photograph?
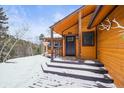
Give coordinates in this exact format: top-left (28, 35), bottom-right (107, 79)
top-left (39, 33), bottom-right (44, 54)
top-left (0, 7), bottom-right (9, 62)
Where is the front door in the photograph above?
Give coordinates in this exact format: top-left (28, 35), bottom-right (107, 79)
top-left (66, 36), bottom-right (76, 56)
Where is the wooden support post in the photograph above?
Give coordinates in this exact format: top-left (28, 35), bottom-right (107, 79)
top-left (62, 32), bottom-right (65, 57)
top-left (78, 11), bottom-right (82, 60)
top-left (51, 28), bottom-right (54, 61)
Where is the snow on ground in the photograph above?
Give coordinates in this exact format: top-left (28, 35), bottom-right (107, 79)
top-left (0, 55), bottom-right (48, 88)
top-left (0, 55), bottom-right (115, 88)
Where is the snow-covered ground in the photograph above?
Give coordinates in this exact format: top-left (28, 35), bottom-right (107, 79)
top-left (0, 55), bottom-right (48, 88)
top-left (0, 55), bottom-right (115, 88)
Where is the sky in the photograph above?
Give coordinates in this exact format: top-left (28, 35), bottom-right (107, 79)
top-left (1, 5), bottom-right (81, 43)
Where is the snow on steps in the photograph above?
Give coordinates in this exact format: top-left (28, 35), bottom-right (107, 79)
top-left (52, 60), bottom-right (104, 67)
top-left (41, 62), bottom-right (113, 83)
top-left (46, 62), bottom-right (108, 74)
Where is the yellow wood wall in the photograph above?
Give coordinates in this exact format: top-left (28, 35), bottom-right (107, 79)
top-left (62, 13), bottom-right (96, 59)
top-left (97, 6), bottom-right (124, 87)
top-left (81, 14), bottom-right (96, 59)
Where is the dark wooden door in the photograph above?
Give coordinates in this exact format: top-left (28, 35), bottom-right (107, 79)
top-left (66, 36), bottom-right (76, 56)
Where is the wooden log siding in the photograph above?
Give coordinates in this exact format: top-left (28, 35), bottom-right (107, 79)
top-left (97, 6), bottom-right (124, 87)
top-left (81, 13), bottom-right (97, 60)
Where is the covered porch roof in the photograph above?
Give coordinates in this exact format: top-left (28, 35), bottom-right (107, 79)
top-left (50, 5), bottom-right (97, 35)
top-left (50, 5), bottom-right (118, 35)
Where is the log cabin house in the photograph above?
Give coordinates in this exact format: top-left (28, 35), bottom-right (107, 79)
top-left (49, 5), bottom-right (124, 87)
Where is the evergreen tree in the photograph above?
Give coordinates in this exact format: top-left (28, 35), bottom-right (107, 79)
top-left (0, 7), bottom-right (9, 62)
top-left (39, 33), bottom-right (44, 41)
top-left (39, 33), bottom-right (44, 54)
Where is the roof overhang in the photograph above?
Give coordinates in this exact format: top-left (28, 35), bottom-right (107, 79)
top-left (50, 5), bottom-right (97, 35)
top-left (88, 5), bottom-right (118, 29)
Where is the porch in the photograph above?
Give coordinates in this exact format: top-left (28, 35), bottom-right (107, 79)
top-left (50, 6), bottom-right (98, 62)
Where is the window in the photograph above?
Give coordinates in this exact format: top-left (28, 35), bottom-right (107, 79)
top-left (67, 36), bottom-right (74, 42)
top-left (82, 31), bottom-right (94, 46)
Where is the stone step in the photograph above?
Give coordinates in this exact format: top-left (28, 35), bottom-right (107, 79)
top-left (46, 62), bottom-right (108, 74)
top-left (52, 60), bottom-right (104, 67)
top-left (41, 63), bottom-right (113, 83)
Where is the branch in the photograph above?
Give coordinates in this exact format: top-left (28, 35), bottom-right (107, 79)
top-left (2, 25), bottom-right (29, 63)
top-left (0, 38), bottom-right (11, 57)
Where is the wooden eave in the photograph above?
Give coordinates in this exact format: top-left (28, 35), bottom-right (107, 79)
top-left (88, 5), bottom-right (118, 29)
top-left (50, 5), bottom-right (97, 35)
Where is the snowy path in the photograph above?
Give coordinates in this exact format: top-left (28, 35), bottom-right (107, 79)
top-left (0, 55), bottom-right (115, 88)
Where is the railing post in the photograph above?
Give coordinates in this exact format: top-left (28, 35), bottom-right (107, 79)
top-left (51, 28), bottom-right (54, 62)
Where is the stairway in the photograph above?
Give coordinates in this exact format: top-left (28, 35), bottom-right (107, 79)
top-left (41, 60), bottom-right (113, 84)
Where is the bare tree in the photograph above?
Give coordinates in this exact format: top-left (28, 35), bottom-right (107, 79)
top-left (0, 30), bottom-right (20, 58)
top-left (0, 37), bottom-right (11, 58)
top-left (3, 25), bottom-right (29, 63)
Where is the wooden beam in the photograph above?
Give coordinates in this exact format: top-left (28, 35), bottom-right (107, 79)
top-left (78, 11), bottom-right (82, 60)
top-left (87, 5), bottom-right (103, 29)
top-left (51, 28), bottom-right (54, 61)
top-left (88, 5), bottom-right (117, 29)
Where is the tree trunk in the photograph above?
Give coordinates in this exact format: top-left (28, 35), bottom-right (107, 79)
top-left (0, 38), bottom-right (11, 57)
top-left (3, 39), bottom-right (18, 62)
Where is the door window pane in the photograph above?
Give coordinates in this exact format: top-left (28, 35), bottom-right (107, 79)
top-left (67, 37), bottom-right (74, 42)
